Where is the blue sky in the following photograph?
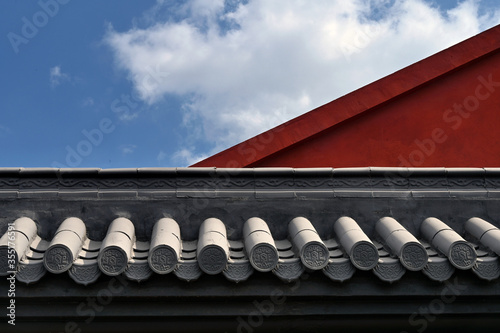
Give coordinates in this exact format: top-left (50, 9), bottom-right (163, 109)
top-left (1, 0), bottom-right (499, 168)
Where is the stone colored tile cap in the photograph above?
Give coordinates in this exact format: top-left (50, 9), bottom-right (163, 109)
top-left (421, 217), bottom-right (477, 270)
top-left (376, 217), bottom-right (428, 271)
top-left (243, 217), bottom-right (278, 272)
top-left (334, 216), bottom-right (379, 270)
top-left (197, 218), bottom-right (229, 275)
top-left (97, 218), bottom-right (135, 276)
top-left (148, 218), bottom-right (181, 274)
top-left (44, 217), bottom-right (86, 274)
top-left (288, 217), bottom-right (329, 270)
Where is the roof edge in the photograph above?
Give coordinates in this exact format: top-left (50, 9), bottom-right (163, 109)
top-left (0, 166), bottom-right (497, 178)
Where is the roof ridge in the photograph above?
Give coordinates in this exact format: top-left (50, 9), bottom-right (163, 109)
top-left (0, 166), bottom-right (497, 177)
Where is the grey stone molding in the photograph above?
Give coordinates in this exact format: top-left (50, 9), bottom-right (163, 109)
top-left (2, 167), bottom-right (500, 285)
top-left (0, 167), bottom-right (499, 199)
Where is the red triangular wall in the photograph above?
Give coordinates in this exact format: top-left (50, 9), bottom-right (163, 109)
top-left (193, 25), bottom-right (500, 168)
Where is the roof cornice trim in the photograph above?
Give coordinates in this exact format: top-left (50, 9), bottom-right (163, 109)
top-left (0, 167), bottom-right (498, 199)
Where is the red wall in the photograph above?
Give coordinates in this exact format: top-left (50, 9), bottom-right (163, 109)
top-left (194, 26), bottom-right (500, 168)
top-left (246, 51), bottom-right (500, 168)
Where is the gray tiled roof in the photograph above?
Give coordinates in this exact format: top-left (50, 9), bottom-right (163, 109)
top-left (1, 167), bottom-right (499, 285)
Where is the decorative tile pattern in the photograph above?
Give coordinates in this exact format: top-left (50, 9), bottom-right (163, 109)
top-left (272, 258), bottom-right (305, 283)
top-left (1, 167), bottom-right (499, 286)
top-left (323, 257), bottom-right (356, 282)
top-left (373, 257), bottom-right (406, 283)
top-left (69, 260), bottom-right (101, 286)
top-left (223, 259), bottom-right (254, 283)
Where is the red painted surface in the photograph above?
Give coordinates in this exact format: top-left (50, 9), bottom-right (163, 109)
top-left (193, 25), bottom-right (500, 168)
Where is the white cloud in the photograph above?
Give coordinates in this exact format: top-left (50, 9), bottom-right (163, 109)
top-left (104, 0), bottom-right (500, 161)
top-left (118, 111), bottom-right (139, 121)
top-left (157, 150), bottom-right (167, 163)
top-left (82, 97), bottom-right (94, 107)
top-left (0, 124), bottom-right (10, 137)
top-left (171, 148), bottom-right (208, 166)
top-left (120, 144), bottom-right (137, 154)
top-left (49, 65), bottom-right (71, 88)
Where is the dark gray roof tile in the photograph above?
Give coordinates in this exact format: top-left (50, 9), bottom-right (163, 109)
top-left (125, 258), bottom-right (152, 282)
top-left (293, 167), bottom-right (333, 176)
top-left (323, 257), bottom-right (355, 282)
top-left (16, 258), bottom-right (46, 284)
top-left (0, 167), bottom-right (21, 176)
top-left (472, 256), bottom-right (500, 281)
top-left (19, 167), bottom-right (59, 175)
top-left (0, 190), bottom-right (18, 199)
top-left (98, 190), bottom-right (138, 198)
top-left (372, 190), bottom-right (411, 198)
top-left (333, 167), bottom-right (371, 176)
top-left (174, 259), bottom-right (202, 282)
top-left (176, 167), bottom-right (216, 176)
top-left (272, 257), bottom-right (304, 283)
top-left (43, 217), bottom-right (86, 274)
top-left (373, 257), bottom-right (406, 283)
top-left (421, 217), bottom-right (477, 270)
top-left (58, 189), bottom-right (99, 199)
top-left (58, 168), bottom-right (101, 176)
top-left (422, 256), bottom-right (455, 281)
top-left (98, 168), bottom-right (138, 176)
top-left (1, 213), bottom-right (498, 285)
top-left (18, 190), bottom-right (59, 198)
top-left (215, 168), bottom-right (255, 177)
top-left (334, 216), bottom-right (379, 271)
top-left (136, 167), bottom-right (177, 176)
top-left (465, 217), bottom-right (500, 256)
top-left (69, 258), bottom-right (101, 285)
top-left (376, 217), bottom-right (428, 271)
top-left (223, 259), bottom-right (253, 283)
top-left (253, 167), bottom-right (294, 176)
top-left (2, 167), bottom-right (500, 286)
